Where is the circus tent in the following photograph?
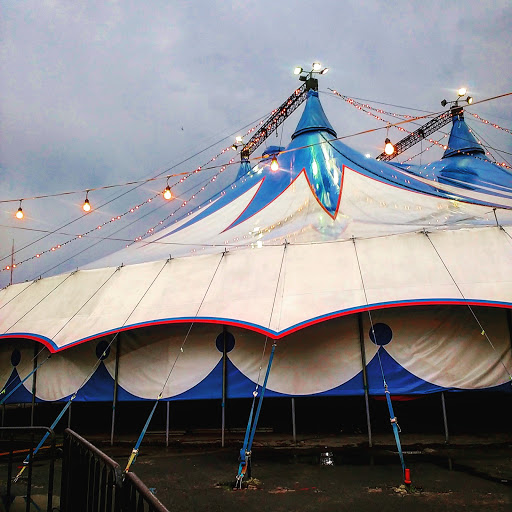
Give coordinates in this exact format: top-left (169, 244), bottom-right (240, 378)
top-left (1, 86), bottom-right (511, 409)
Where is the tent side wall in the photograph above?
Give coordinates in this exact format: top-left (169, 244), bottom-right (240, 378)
top-left (1, 305), bottom-right (511, 404)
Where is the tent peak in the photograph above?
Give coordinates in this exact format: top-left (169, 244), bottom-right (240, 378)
top-left (443, 110), bottom-right (487, 159)
top-left (291, 90), bottom-right (337, 140)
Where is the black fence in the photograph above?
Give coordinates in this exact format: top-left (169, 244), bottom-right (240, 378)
top-left (61, 428), bottom-right (169, 512)
top-left (0, 426), bottom-right (168, 512)
top-left (0, 426), bottom-right (57, 512)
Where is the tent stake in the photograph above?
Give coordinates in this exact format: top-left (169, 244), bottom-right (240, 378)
top-left (291, 397), bottom-right (296, 446)
top-left (441, 392), bottom-right (449, 444)
top-left (110, 336), bottom-right (120, 446)
top-left (358, 313), bottom-right (373, 447)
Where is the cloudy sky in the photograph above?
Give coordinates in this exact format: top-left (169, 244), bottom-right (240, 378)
top-left (1, 0), bottom-right (511, 287)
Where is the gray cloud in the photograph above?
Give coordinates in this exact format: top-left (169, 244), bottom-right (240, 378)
top-left (1, 0), bottom-right (511, 286)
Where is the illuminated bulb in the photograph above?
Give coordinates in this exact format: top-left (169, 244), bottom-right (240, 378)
top-left (16, 206), bottom-right (24, 219)
top-left (466, 96), bottom-right (473, 104)
top-left (163, 185), bottom-right (172, 200)
top-left (270, 156), bottom-right (279, 172)
top-left (365, 153), bottom-right (371, 158)
top-left (294, 66), bottom-right (303, 75)
top-left (384, 138), bottom-right (395, 156)
top-left (320, 68), bottom-right (329, 75)
top-left (235, 136), bottom-right (243, 143)
top-left (312, 62), bottom-right (322, 71)
top-left (458, 87), bottom-right (467, 97)
top-left (82, 198), bottom-right (91, 212)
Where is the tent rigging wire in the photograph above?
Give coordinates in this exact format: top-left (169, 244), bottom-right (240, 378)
top-left (2, 91), bottom-right (510, 273)
top-left (236, 242), bottom-right (287, 488)
top-left (2, 271), bottom-right (75, 334)
top-left (423, 230), bottom-right (512, 381)
top-left (0, 113), bottom-right (270, 264)
top-left (51, 267), bottom-right (120, 339)
top-left (352, 237), bottom-right (407, 477)
top-left (124, 251), bottom-right (226, 473)
top-left (25, 167), bottom-right (220, 281)
top-left (12, 258), bottom-right (169, 482)
top-left (0, 279), bottom-right (37, 309)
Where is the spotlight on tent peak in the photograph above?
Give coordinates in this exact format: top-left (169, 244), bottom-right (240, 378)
top-left (441, 87), bottom-right (473, 109)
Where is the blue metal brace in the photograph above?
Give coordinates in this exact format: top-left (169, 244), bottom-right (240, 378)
top-left (384, 385), bottom-right (406, 476)
top-left (236, 343), bottom-right (276, 486)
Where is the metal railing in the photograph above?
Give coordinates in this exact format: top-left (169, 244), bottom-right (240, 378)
top-left (61, 428), bottom-right (168, 512)
top-left (0, 426), bottom-right (57, 512)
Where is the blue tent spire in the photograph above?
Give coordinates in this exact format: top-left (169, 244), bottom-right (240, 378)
top-left (292, 90), bottom-right (337, 140)
top-left (443, 110), bottom-right (486, 159)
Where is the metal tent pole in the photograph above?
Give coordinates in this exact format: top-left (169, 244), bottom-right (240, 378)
top-left (507, 309), bottom-right (512, 352)
top-left (67, 403), bottom-right (72, 428)
top-left (441, 392), bottom-right (449, 444)
top-left (110, 336), bottom-right (120, 446)
top-left (291, 397), bottom-right (297, 446)
top-left (222, 327), bottom-right (227, 448)
top-left (358, 313), bottom-right (373, 447)
top-left (30, 343), bottom-right (38, 427)
top-left (166, 401), bottom-right (170, 447)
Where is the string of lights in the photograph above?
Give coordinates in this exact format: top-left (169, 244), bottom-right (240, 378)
top-left (327, 89), bottom-right (420, 119)
top-left (3, 93), bottom-right (511, 274)
top-left (1, 122), bottom-right (265, 273)
top-left (129, 155), bottom-right (238, 246)
top-left (469, 113), bottom-right (512, 135)
top-left (328, 89), bottom-right (512, 169)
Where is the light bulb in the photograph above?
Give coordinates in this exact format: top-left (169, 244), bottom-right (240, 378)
top-left (163, 186), bottom-right (172, 200)
top-left (270, 156), bottom-right (279, 172)
top-left (458, 87), bottom-right (467, 97)
top-left (16, 207), bottom-right (24, 219)
top-left (384, 138), bottom-right (395, 156)
top-left (82, 198), bottom-right (91, 212)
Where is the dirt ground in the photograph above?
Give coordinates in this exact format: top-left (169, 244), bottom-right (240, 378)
top-left (1, 432), bottom-right (511, 511)
top-left (97, 433), bottom-right (512, 512)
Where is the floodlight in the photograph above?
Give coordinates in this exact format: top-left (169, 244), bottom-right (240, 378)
top-left (466, 96), bottom-right (473, 105)
top-left (320, 68), bottom-right (329, 75)
top-left (458, 87), bottom-right (467, 97)
top-left (294, 67), bottom-right (303, 75)
top-left (312, 62), bottom-right (322, 71)
top-left (441, 99), bottom-right (447, 107)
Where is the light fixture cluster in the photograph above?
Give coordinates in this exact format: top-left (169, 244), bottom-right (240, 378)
top-left (294, 62), bottom-right (329, 76)
top-left (441, 87), bottom-right (473, 108)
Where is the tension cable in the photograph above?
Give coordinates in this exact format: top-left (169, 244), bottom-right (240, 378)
top-left (124, 251), bottom-right (226, 473)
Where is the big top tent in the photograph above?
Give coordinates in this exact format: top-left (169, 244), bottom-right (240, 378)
top-left (1, 77), bottom-right (511, 430)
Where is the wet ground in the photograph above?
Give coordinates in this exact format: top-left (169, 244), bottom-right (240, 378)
top-left (97, 433), bottom-right (512, 512)
top-left (1, 432), bottom-right (512, 511)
